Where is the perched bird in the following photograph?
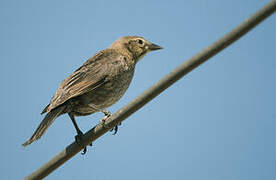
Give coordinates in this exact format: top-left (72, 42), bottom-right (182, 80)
top-left (23, 36), bottom-right (162, 154)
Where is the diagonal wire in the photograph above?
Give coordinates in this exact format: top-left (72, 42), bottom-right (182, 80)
top-left (24, 1), bottom-right (276, 179)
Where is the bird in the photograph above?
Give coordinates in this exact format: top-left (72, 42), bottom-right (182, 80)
top-left (23, 36), bottom-right (162, 154)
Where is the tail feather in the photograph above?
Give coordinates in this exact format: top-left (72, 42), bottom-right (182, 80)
top-left (23, 106), bottom-right (65, 147)
top-left (41, 104), bottom-right (50, 115)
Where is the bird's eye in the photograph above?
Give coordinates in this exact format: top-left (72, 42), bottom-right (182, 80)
top-left (137, 39), bottom-right (144, 45)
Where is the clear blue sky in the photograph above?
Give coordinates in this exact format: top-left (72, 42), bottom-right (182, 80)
top-left (1, 0), bottom-right (276, 179)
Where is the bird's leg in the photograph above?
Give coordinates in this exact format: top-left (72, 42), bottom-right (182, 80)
top-left (88, 103), bottom-right (121, 135)
top-left (88, 103), bottom-right (112, 117)
top-left (68, 113), bottom-right (92, 155)
top-left (88, 103), bottom-right (112, 128)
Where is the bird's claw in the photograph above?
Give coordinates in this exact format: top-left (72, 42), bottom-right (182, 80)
top-left (75, 131), bottom-right (92, 155)
top-left (99, 110), bottom-right (121, 135)
top-left (110, 122), bottom-right (122, 135)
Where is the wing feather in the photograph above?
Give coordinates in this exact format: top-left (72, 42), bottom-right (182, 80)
top-left (45, 50), bottom-right (114, 112)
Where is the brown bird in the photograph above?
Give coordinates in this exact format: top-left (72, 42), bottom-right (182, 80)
top-left (23, 36), bottom-right (162, 153)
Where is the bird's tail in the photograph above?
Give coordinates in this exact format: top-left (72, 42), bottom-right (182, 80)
top-left (23, 106), bottom-right (65, 147)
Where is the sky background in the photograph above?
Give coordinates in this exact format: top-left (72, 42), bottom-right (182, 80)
top-left (1, 0), bottom-right (276, 179)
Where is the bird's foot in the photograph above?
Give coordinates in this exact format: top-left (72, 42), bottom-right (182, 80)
top-left (110, 122), bottom-right (122, 135)
top-left (102, 109), bottom-right (112, 117)
top-left (99, 111), bottom-right (121, 135)
top-left (100, 110), bottom-right (112, 128)
top-left (75, 130), bottom-right (92, 155)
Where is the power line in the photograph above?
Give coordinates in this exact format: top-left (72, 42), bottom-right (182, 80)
top-left (24, 1), bottom-right (276, 179)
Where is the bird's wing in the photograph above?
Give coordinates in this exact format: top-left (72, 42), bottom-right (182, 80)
top-left (46, 50), bottom-right (118, 112)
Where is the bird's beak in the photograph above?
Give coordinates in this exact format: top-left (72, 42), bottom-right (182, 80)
top-left (148, 43), bottom-right (163, 51)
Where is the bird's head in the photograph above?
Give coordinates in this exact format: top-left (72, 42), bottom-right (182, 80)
top-left (110, 36), bottom-right (163, 62)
